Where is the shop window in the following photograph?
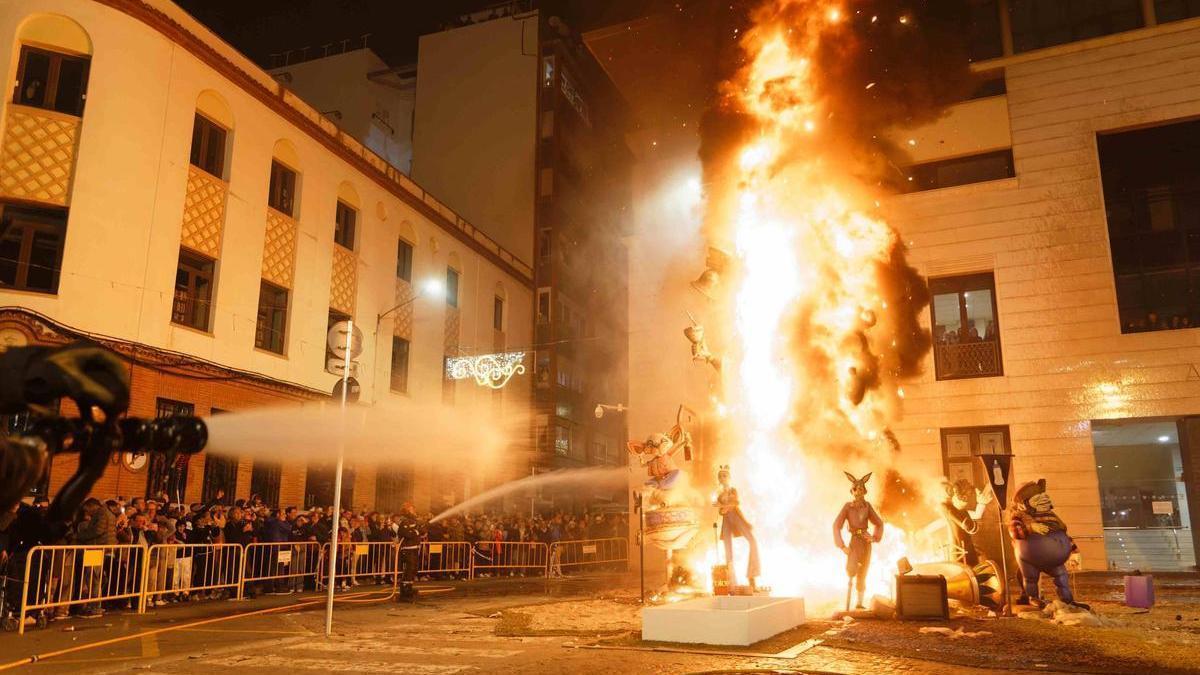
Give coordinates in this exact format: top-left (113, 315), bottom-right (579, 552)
top-left (255, 280), bottom-right (288, 353)
top-left (189, 113), bottom-right (227, 179)
top-left (172, 249), bottom-right (215, 331)
top-left (0, 203), bottom-right (68, 294)
top-left (334, 200), bottom-right (356, 250)
top-left (1099, 119), bottom-right (1200, 332)
top-left (268, 160), bottom-right (297, 216)
top-left (1095, 419), bottom-right (1196, 571)
top-left (930, 273), bottom-right (1003, 380)
top-left (1009, 0), bottom-right (1143, 54)
top-left (13, 45), bottom-right (90, 116)
top-left (904, 150), bottom-right (1014, 192)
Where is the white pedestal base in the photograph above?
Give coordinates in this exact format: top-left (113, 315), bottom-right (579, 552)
top-left (641, 595), bottom-right (806, 646)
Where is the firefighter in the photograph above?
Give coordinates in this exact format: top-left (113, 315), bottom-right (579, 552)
top-left (396, 502), bottom-right (424, 601)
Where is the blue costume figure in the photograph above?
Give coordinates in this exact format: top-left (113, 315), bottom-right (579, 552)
top-left (833, 472), bottom-right (884, 610)
top-left (714, 465), bottom-right (760, 589)
top-left (1009, 479), bottom-right (1085, 609)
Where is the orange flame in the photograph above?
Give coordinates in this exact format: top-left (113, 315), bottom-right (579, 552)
top-left (709, 2), bottom-right (944, 610)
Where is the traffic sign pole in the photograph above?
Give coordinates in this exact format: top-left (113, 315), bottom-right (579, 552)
top-left (325, 320), bottom-right (353, 637)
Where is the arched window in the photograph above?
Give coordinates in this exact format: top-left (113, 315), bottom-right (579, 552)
top-left (493, 282), bottom-right (508, 333)
top-left (191, 90), bottom-right (233, 180)
top-left (268, 139), bottom-right (301, 218)
top-left (334, 182), bottom-right (360, 250)
top-left (12, 14), bottom-right (92, 116)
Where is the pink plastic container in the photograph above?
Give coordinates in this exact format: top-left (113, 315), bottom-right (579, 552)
top-left (1124, 574), bottom-right (1155, 609)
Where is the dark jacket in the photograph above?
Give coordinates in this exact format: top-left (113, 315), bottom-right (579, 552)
top-left (224, 519), bottom-right (254, 547)
top-left (75, 506), bottom-right (116, 545)
top-left (260, 516), bottom-right (292, 544)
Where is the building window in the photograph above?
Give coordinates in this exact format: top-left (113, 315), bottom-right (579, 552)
top-left (2, 400), bottom-right (60, 497)
top-left (326, 309), bottom-right (351, 372)
top-left (334, 200), bottom-right (356, 250)
top-left (268, 160), bottom-right (297, 216)
top-left (554, 425), bottom-right (570, 456)
top-left (965, 71), bottom-right (1007, 101)
top-left (305, 461), bottom-right (354, 510)
top-left (904, 150), bottom-right (1014, 192)
top-left (537, 288), bottom-right (551, 324)
top-left (249, 460), bottom-right (281, 508)
top-left (1099, 119), bottom-right (1200, 333)
top-left (189, 113), bottom-right (227, 179)
top-left (542, 55), bottom-right (555, 88)
top-left (13, 45), bottom-right (90, 116)
top-left (0, 204), bottom-right (68, 294)
top-left (396, 239), bottom-right (413, 281)
top-left (173, 249), bottom-right (215, 331)
top-left (255, 280), bottom-right (288, 353)
top-left (201, 452), bottom-right (237, 504)
top-left (1156, 0), bottom-right (1200, 22)
top-left (390, 336), bottom-right (410, 393)
top-left (148, 398), bottom-right (195, 501)
top-left (494, 296), bottom-right (504, 331)
top-left (967, 0), bottom-right (1004, 62)
top-left (931, 273), bottom-right (1003, 380)
top-left (375, 467), bottom-right (414, 514)
top-left (1009, 0), bottom-right (1143, 54)
top-left (446, 267), bottom-right (459, 308)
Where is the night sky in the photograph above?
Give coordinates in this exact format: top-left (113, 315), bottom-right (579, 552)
top-left (173, 0), bottom-right (686, 68)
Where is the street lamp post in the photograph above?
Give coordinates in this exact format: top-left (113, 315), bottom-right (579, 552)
top-left (369, 279), bottom-right (444, 403)
top-left (325, 279), bottom-right (442, 637)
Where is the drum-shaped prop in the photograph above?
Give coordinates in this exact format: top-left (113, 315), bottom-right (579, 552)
top-left (644, 506), bottom-right (700, 551)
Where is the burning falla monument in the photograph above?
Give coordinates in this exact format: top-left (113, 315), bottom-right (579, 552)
top-left (636, 0), bottom-right (1021, 632)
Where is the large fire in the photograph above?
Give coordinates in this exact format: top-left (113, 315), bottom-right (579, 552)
top-left (700, 1), bottom-right (950, 609)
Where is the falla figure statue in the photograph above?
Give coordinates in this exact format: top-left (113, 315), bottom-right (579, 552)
top-left (833, 471), bottom-right (884, 610)
top-left (713, 464), bottom-right (760, 590)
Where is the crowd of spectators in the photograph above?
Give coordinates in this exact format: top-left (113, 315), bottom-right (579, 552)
top-left (1, 490), bottom-right (628, 621)
top-left (1124, 310), bottom-right (1193, 333)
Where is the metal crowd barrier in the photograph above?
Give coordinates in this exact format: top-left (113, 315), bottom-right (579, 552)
top-left (548, 538), bottom-right (629, 576)
top-left (6, 537), bottom-right (631, 633)
top-left (418, 541), bottom-right (472, 578)
top-left (471, 541), bottom-right (549, 577)
top-left (320, 542), bottom-right (398, 588)
top-left (17, 544), bottom-right (146, 634)
top-left (141, 544), bottom-right (243, 611)
top-left (240, 542), bottom-right (324, 597)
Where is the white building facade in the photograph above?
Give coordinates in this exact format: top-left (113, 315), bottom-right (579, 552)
top-left (0, 0), bottom-right (533, 512)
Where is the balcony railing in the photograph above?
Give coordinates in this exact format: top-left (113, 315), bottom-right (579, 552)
top-left (934, 339), bottom-right (1002, 380)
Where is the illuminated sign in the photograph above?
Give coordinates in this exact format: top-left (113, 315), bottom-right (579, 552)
top-left (445, 352), bottom-right (526, 389)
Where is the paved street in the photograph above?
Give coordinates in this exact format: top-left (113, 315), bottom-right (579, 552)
top-left (0, 586), bottom-right (1034, 675)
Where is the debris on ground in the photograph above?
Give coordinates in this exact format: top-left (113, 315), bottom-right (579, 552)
top-left (918, 626), bottom-right (992, 639)
top-left (1018, 601), bottom-right (1116, 627)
